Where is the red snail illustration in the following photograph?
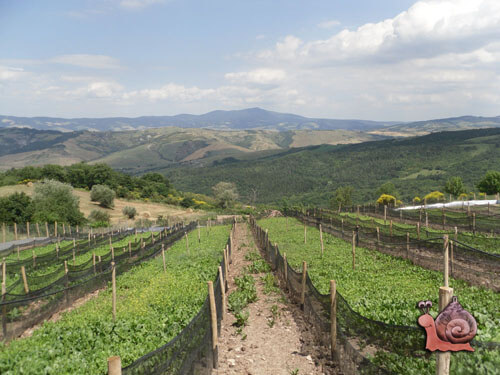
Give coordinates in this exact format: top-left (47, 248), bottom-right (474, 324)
top-left (416, 297), bottom-right (476, 352)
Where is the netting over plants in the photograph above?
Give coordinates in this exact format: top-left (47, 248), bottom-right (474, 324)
top-left (250, 217), bottom-right (500, 375)
top-left (291, 209), bottom-right (499, 291)
top-left (0, 223), bottom-right (194, 341)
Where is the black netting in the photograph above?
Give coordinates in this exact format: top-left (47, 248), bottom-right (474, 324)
top-left (0, 223), bottom-right (197, 342)
top-left (291, 210), bottom-right (499, 291)
top-left (249, 217), bottom-right (499, 375)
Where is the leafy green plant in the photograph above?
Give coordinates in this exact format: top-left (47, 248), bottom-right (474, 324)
top-left (0, 225), bottom-right (231, 374)
top-left (228, 274), bottom-right (257, 314)
top-left (122, 206), bottom-right (137, 219)
top-left (245, 259), bottom-right (270, 274)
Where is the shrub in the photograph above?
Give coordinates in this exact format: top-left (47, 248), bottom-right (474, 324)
top-left (0, 192), bottom-right (34, 223)
top-left (88, 210), bottom-right (110, 227)
top-left (90, 184), bottom-right (115, 208)
top-left (424, 191), bottom-right (445, 203)
top-left (413, 197), bottom-right (421, 204)
top-left (458, 193), bottom-right (468, 201)
top-left (376, 194), bottom-right (397, 206)
top-left (477, 171), bottom-right (500, 195)
top-left (212, 182), bottom-right (238, 209)
top-left (443, 176), bottom-right (466, 197)
top-left (122, 206), bottom-right (137, 219)
top-left (32, 180), bottom-right (85, 224)
top-left (180, 197), bottom-right (195, 208)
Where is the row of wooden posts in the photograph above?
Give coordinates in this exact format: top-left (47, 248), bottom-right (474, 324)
top-left (106, 222), bottom-right (234, 374)
top-left (277, 218), bottom-right (455, 375)
top-left (1, 221), bottom-right (83, 243)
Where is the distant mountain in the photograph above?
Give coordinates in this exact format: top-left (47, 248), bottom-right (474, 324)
top-left (371, 115), bottom-right (500, 136)
top-left (0, 108), bottom-right (393, 132)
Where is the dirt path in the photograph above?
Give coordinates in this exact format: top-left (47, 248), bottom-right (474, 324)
top-left (215, 222), bottom-right (329, 375)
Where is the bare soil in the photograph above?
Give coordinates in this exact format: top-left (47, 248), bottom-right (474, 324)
top-left (215, 222), bottom-right (334, 375)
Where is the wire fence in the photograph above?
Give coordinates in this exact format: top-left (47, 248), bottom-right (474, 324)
top-left (342, 203), bottom-right (500, 235)
top-left (122, 223), bottom-right (234, 375)
top-left (293, 209), bottom-right (500, 291)
top-left (250, 217), bottom-right (500, 375)
top-left (0, 222), bottom-right (193, 342)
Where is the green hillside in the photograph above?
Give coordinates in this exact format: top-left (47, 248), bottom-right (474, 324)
top-left (0, 127), bottom-right (385, 172)
top-left (162, 128), bottom-right (500, 205)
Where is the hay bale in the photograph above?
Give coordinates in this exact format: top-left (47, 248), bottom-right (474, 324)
top-left (142, 211), bottom-right (151, 218)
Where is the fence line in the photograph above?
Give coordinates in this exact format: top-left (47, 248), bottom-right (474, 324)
top-left (294, 209), bottom-right (499, 291)
top-left (249, 217), bottom-right (499, 375)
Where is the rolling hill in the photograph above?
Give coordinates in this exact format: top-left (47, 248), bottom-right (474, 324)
top-left (0, 127), bottom-right (387, 172)
top-left (161, 128), bottom-right (500, 206)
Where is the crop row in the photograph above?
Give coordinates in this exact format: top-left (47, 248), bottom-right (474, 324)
top-left (257, 217), bottom-right (499, 374)
top-left (0, 224), bottom-right (230, 374)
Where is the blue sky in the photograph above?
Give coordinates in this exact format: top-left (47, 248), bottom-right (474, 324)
top-left (1, 0), bottom-right (499, 121)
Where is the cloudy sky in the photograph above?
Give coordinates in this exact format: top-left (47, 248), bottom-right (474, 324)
top-left (1, 0), bottom-right (499, 121)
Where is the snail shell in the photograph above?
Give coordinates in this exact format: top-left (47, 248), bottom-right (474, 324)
top-left (435, 296), bottom-right (477, 343)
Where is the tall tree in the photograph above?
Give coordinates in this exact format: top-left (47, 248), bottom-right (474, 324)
top-left (212, 182), bottom-right (238, 208)
top-left (443, 176), bottom-right (466, 197)
top-left (477, 171), bottom-right (500, 195)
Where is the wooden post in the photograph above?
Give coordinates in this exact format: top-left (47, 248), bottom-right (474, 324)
top-left (111, 246), bottom-right (114, 261)
top-left (27, 222), bottom-right (30, 238)
top-left (54, 221), bottom-right (57, 237)
top-left (162, 244), bottom-right (166, 273)
top-left (425, 211), bottom-right (428, 229)
top-left (208, 281), bottom-right (218, 369)
top-left (406, 232), bottom-right (410, 259)
top-left (454, 226), bottom-right (458, 242)
top-left (330, 279), bottom-right (337, 358)
top-left (450, 240), bottom-right (454, 277)
top-left (472, 213), bottom-right (476, 235)
top-left (283, 252), bottom-right (288, 288)
top-left (436, 286), bottom-right (453, 375)
top-left (63, 223), bottom-right (66, 236)
top-left (219, 266), bottom-right (226, 318)
top-left (21, 266), bottom-right (29, 294)
top-left (112, 262), bottom-right (116, 321)
top-left (304, 224), bottom-right (307, 244)
top-left (36, 222), bottom-right (40, 237)
top-left (443, 235), bottom-right (449, 287)
top-left (2, 258), bottom-right (5, 286)
top-left (319, 224), bottom-right (324, 257)
top-left (92, 253), bottom-right (96, 274)
top-left (300, 261), bottom-right (307, 309)
top-left (384, 205), bottom-right (387, 225)
top-left (185, 233), bottom-right (189, 255)
top-left (442, 207), bottom-right (446, 229)
top-left (14, 222), bottom-right (17, 241)
top-left (224, 246), bottom-right (229, 290)
top-left (376, 227), bottom-right (380, 246)
top-left (107, 356), bottom-right (122, 375)
top-left (352, 231), bottom-right (356, 270)
top-left (417, 222), bottom-right (420, 241)
top-left (1, 281), bottom-right (6, 338)
top-left (45, 222), bottom-right (49, 237)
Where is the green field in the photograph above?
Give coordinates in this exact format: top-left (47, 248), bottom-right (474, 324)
top-left (0, 225), bottom-right (230, 374)
top-left (257, 217), bottom-right (499, 374)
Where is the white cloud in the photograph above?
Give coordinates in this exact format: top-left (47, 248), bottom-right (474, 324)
top-left (67, 81), bottom-right (125, 98)
top-left (0, 66), bottom-right (26, 81)
top-left (124, 83), bottom-right (215, 101)
top-left (120, 0), bottom-right (165, 9)
top-left (224, 69), bottom-right (287, 85)
top-left (317, 20), bottom-right (340, 29)
top-left (50, 54), bottom-right (121, 69)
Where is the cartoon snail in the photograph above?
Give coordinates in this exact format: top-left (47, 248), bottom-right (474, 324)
top-left (417, 297), bottom-right (476, 352)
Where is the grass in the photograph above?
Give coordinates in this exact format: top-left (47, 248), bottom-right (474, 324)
top-left (0, 184), bottom-right (208, 227)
